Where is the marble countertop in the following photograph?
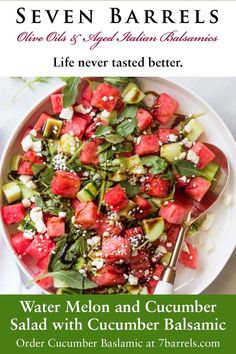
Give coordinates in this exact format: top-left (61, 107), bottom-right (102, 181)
top-left (0, 77), bottom-right (235, 294)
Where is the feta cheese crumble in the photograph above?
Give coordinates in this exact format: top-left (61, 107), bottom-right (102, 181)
top-left (30, 207), bottom-right (43, 223)
top-left (23, 229), bottom-right (35, 240)
top-left (186, 150), bottom-right (199, 165)
top-left (22, 198), bottom-right (31, 208)
top-left (128, 274), bottom-right (138, 285)
top-left (59, 106), bottom-right (74, 120)
top-left (59, 212), bottom-right (66, 218)
top-left (74, 104), bottom-right (92, 115)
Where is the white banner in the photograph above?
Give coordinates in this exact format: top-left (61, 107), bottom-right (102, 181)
top-left (0, 1), bottom-right (235, 76)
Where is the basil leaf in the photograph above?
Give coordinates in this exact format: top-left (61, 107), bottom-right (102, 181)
top-left (141, 156), bottom-right (168, 175)
top-left (98, 141), bottom-right (111, 154)
top-left (120, 180), bottom-right (140, 198)
top-left (105, 134), bottom-right (125, 144)
top-left (31, 163), bottom-right (46, 175)
top-left (103, 77), bottom-right (131, 87)
top-left (34, 270), bottom-right (97, 290)
top-left (95, 125), bottom-right (114, 137)
top-left (34, 195), bottom-right (44, 209)
top-left (110, 105), bottom-right (138, 125)
top-left (116, 117), bottom-right (137, 137)
top-left (61, 77), bottom-right (81, 108)
top-left (173, 160), bottom-right (203, 177)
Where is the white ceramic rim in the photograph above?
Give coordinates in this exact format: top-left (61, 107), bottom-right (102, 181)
top-left (0, 77), bottom-right (235, 294)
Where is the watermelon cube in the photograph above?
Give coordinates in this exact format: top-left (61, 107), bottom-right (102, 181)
top-left (136, 108), bottom-right (153, 131)
top-left (51, 94), bottom-right (63, 114)
top-left (147, 264), bottom-right (165, 292)
top-left (124, 226), bottom-right (144, 248)
top-left (81, 84), bottom-right (94, 102)
top-left (102, 236), bottom-right (130, 263)
top-left (179, 242), bottom-right (198, 269)
top-left (26, 234), bottom-right (55, 260)
top-left (80, 140), bottom-right (99, 165)
top-left (152, 93), bottom-right (178, 125)
top-left (2, 203), bottom-right (26, 224)
top-left (189, 142), bottom-right (216, 169)
top-left (18, 150), bottom-right (44, 175)
top-left (134, 134), bottom-right (160, 156)
top-left (185, 176), bottom-right (211, 202)
top-left (130, 251), bottom-right (151, 279)
top-left (92, 264), bottom-right (126, 287)
top-left (51, 170), bottom-right (81, 198)
top-left (140, 174), bottom-right (170, 198)
top-left (33, 113), bottom-right (52, 132)
top-left (159, 201), bottom-right (189, 224)
top-left (95, 215), bottom-right (123, 237)
top-left (166, 224), bottom-right (180, 244)
top-left (104, 184), bottom-right (128, 212)
top-left (11, 232), bottom-right (32, 256)
top-left (75, 202), bottom-right (99, 229)
top-left (47, 217), bottom-right (65, 237)
top-left (36, 270), bottom-right (53, 290)
top-left (61, 116), bottom-right (87, 139)
top-left (84, 118), bottom-right (107, 139)
top-left (37, 254), bottom-right (50, 270)
top-left (91, 83), bottom-right (120, 112)
top-left (157, 128), bottom-right (179, 144)
top-left (132, 196), bottom-right (152, 219)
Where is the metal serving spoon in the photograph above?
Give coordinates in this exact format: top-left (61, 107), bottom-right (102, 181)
top-left (154, 143), bottom-right (230, 294)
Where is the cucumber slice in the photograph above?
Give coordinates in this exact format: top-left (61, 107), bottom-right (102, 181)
top-left (160, 143), bottom-right (183, 163)
top-left (74, 257), bottom-right (85, 271)
top-left (143, 217), bottom-right (164, 242)
top-left (127, 284), bottom-right (142, 295)
top-left (184, 119), bottom-right (204, 141)
top-left (118, 200), bottom-right (136, 219)
top-left (43, 118), bottom-right (62, 138)
top-left (201, 162), bottom-right (220, 182)
top-left (59, 134), bottom-right (77, 156)
top-left (111, 157), bottom-right (127, 173)
top-left (76, 182), bottom-right (99, 202)
top-left (122, 82), bottom-right (145, 104)
top-left (160, 252), bottom-right (172, 266)
top-left (126, 155), bottom-right (146, 175)
top-left (10, 155), bottom-right (22, 171)
top-left (108, 171), bottom-right (127, 182)
top-left (3, 182), bottom-right (21, 203)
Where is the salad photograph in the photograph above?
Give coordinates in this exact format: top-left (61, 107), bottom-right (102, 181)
top-left (0, 77), bottom-right (235, 295)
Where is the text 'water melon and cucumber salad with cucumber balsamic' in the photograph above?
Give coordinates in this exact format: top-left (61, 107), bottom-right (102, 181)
top-left (1, 77), bottom-right (220, 294)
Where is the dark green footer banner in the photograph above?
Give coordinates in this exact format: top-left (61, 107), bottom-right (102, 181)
top-left (0, 295), bottom-right (235, 354)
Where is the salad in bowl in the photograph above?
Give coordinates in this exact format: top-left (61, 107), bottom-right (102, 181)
top-left (0, 77), bottom-right (223, 294)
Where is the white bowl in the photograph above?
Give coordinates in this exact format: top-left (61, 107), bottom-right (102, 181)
top-left (0, 78), bottom-right (236, 294)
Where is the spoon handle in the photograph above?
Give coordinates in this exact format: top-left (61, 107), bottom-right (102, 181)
top-left (154, 226), bottom-right (187, 294)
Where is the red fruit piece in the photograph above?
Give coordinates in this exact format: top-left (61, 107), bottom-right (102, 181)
top-left (18, 150), bottom-right (44, 175)
top-left (124, 226), bottom-right (144, 249)
top-left (130, 251), bottom-right (151, 280)
top-left (147, 264), bottom-right (165, 293)
top-left (2, 203), bottom-right (26, 225)
top-left (11, 232), bottom-right (32, 256)
top-left (75, 202), bottom-right (99, 229)
top-left (80, 140), bottom-right (99, 165)
top-left (84, 119), bottom-right (107, 139)
top-left (104, 184), bottom-right (128, 212)
top-left (95, 215), bottom-right (123, 237)
top-left (37, 254), bottom-right (50, 270)
top-left (174, 172), bottom-right (190, 188)
top-left (152, 93), bottom-right (178, 125)
top-left (134, 134), bottom-right (160, 156)
top-left (141, 174), bottom-right (170, 198)
top-left (82, 84), bottom-right (94, 102)
top-left (136, 108), bottom-right (153, 131)
top-left (132, 195), bottom-right (152, 219)
top-left (51, 170), bottom-right (81, 198)
top-left (157, 128), bottom-right (179, 144)
top-left (166, 224), bottom-right (180, 244)
top-left (51, 94), bottom-right (63, 114)
top-left (47, 217), bottom-right (65, 237)
top-left (102, 236), bottom-right (130, 263)
top-left (36, 270), bottom-right (53, 290)
top-left (179, 242), bottom-right (198, 269)
top-left (61, 116), bottom-right (87, 139)
top-left (26, 234), bottom-right (55, 260)
top-left (159, 201), bottom-right (189, 224)
top-left (33, 113), bottom-right (52, 132)
top-left (189, 142), bottom-right (216, 169)
top-left (185, 176), bottom-right (211, 202)
top-left (92, 264), bottom-right (126, 287)
top-left (91, 83), bottom-right (120, 112)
